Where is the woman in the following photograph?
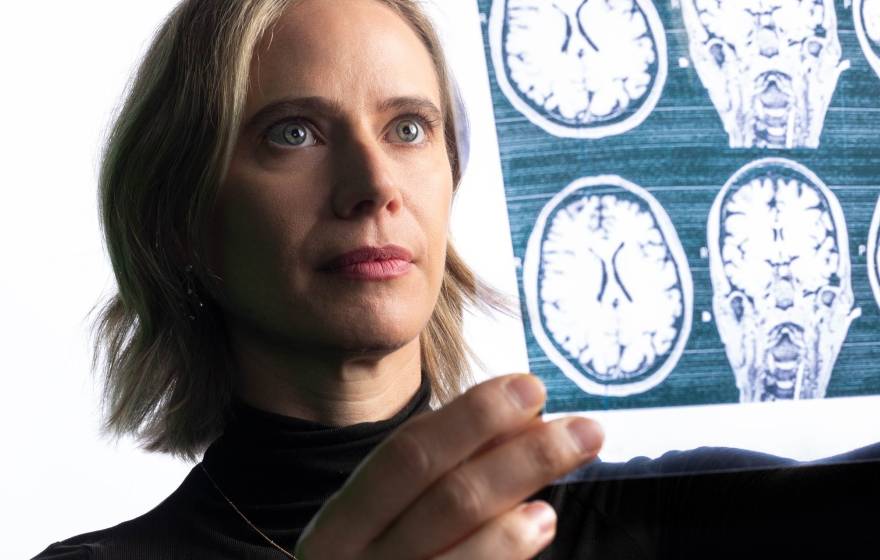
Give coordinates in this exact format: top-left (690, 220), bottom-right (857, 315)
top-left (34, 0), bottom-right (603, 558)
top-left (34, 0), bottom-right (880, 558)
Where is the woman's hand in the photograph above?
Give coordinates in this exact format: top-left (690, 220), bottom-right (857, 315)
top-left (294, 374), bottom-right (603, 559)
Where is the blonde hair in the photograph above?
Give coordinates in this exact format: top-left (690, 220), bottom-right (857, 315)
top-left (95, 0), bottom-right (497, 461)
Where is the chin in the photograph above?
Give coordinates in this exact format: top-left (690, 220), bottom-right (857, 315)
top-left (296, 328), bottom-right (418, 362)
top-left (311, 286), bottom-right (433, 346)
top-left (332, 316), bottom-right (422, 356)
top-left (291, 301), bottom-right (424, 358)
top-left (261, 272), bottom-right (441, 358)
top-left (335, 337), bottom-right (414, 357)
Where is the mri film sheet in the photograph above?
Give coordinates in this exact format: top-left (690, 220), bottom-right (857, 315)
top-left (478, 0), bottom-right (880, 472)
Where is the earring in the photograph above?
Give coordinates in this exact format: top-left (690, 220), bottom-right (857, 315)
top-left (184, 264), bottom-right (205, 321)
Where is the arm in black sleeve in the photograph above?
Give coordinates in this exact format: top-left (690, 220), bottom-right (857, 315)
top-left (538, 445), bottom-right (880, 559)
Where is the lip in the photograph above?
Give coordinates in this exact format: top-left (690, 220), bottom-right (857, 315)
top-left (320, 244), bottom-right (414, 280)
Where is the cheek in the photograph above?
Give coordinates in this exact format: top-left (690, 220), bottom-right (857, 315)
top-left (210, 167), bottom-right (319, 307)
top-left (413, 165), bottom-right (453, 282)
top-left (430, 200), bottom-right (452, 279)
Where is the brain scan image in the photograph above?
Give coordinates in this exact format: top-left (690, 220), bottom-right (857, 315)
top-left (708, 159), bottom-right (860, 403)
top-left (867, 196), bottom-right (880, 310)
top-left (854, 0), bottom-right (880, 79)
top-left (523, 176), bottom-right (693, 396)
top-left (678, 0), bottom-right (849, 149)
top-left (489, 0), bottom-right (668, 138)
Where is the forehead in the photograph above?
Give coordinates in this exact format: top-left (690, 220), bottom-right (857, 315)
top-left (247, 0), bottom-right (441, 112)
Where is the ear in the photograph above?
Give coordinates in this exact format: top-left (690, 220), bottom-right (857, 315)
top-left (714, 289), bottom-right (754, 369)
top-left (816, 285), bottom-right (862, 334)
top-left (705, 38), bottom-right (729, 70)
top-left (728, 291), bottom-right (748, 323)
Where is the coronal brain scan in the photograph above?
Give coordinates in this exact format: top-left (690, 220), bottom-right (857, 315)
top-left (708, 159), bottom-right (860, 402)
top-left (523, 176), bottom-right (692, 396)
top-left (678, 0), bottom-right (848, 149)
top-left (854, 0), bottom-right (880, 78)
top-left (489, 0), bottom-right (668, 138)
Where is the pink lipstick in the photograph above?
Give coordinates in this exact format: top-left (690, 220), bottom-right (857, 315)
top-left (321, 245), bottom-right (413, 280)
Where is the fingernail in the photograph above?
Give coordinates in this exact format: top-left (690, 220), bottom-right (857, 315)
top-left (567, 418), bottom-right (603, 455)
top-left (505, 375), bottom-right (545, 409)
top-left (522, 502), bottom-right (556, 534)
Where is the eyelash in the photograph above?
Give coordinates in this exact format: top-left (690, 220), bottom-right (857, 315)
top-left (404, 110), bottom-right (442, 138)
top-left (262, 111), bottom-right (441, 149)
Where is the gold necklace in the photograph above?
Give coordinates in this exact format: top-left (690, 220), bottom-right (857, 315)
top-left (199, 463), bottom-right (300, 560)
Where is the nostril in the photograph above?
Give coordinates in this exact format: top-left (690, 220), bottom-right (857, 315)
top-left (351, 199), bottom-right (376, 216)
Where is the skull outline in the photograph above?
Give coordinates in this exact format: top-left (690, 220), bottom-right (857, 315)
top-left (524, 175), bottom-right (693, 397)
top-left (854, 0), bottom-right (880, 79)
top-left (707, 158), bottom-right (860, 402)
top-left (866, 195), bottom-right (880, 311)
top-left (488, 0), bottom-right (669, 138)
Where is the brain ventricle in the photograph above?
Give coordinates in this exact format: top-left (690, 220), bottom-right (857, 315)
top-left (524, 176), bottom-right (692, 397)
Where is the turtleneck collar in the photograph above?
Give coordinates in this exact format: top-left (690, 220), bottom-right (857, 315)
top-left (198, 372), bottom-right (432, 536)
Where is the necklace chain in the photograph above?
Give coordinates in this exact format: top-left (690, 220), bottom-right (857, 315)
top-left (199, 463), bottom-right (300, 560)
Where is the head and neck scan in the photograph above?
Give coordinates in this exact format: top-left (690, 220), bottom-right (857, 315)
top-left (523, 176), bottom-right (693, 397)
top-left (677, 0), bottom-right (849, 149)
top-left (853, 0), bottom-right (880, 79)
top-left (708, 159), bottom-right (860, 403)
top-left (489, 0), bottom-right (668, 138)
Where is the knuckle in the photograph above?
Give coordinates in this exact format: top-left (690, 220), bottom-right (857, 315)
top-left (463, 387), bottom-right (502, 434)
top-left (497, 517), bottom-right (530, 552)
top-left (440, 468), bottom-right (484, 523)
top-left (525, 430), bottom-right (564, 479)
top-left (385, 428), bottom-right (432, 480)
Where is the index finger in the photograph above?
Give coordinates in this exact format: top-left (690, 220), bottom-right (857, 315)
top-left (302, 373), bottom-right (547, 551)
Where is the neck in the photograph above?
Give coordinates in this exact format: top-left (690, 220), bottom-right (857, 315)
top-left (228, 329), bottom-right (423, 426)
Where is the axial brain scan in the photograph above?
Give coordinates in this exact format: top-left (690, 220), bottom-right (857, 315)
top-left (678, 0), bottom-right (848, 148)
top-left (854, 0), bottom-right (880, 78)
top-left (489, 0), bottom-right (668, 138)
top-left (523, 176), bottom-right (693, 396)
top-left (708, 159), bottom-right (860, 402)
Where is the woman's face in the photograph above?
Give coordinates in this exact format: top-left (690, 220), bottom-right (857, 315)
top-left (211, 0), bottom-right (453, 357)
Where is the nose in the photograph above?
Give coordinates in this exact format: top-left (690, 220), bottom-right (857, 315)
top-left (331, 136), bottom-right (402, 220)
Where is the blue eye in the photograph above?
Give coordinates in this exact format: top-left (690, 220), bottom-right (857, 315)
top-left (394, 118), bottom-right (425, 143)
top-left (266, 121), bottom-right (316, 147)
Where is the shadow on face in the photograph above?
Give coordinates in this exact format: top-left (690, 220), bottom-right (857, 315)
top-left (211, 0), bottom-right (454, 358)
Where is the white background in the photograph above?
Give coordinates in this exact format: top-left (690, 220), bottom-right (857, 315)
top-left (3, 2), bottom-right (878, 558)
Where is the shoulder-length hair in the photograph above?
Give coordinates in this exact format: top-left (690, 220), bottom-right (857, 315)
top-left (96, 0), bottom-right (494, 460)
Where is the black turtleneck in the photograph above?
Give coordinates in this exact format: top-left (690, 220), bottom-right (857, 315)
top-left (33, 376), bottom-right (433, 560)
top-left (33, 373), bottom-right (880, 559)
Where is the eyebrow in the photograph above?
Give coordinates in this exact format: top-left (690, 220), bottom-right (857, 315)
top-left (377, 96), bottom-right (443, 121)
top-left (243, 95), bottom-right (444, 131)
